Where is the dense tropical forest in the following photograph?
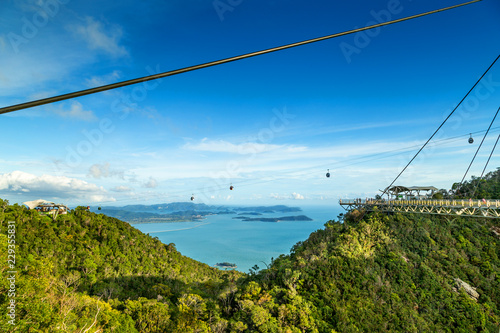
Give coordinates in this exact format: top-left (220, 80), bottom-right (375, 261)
top-left (451, 168), bottom-right (500, 199)
top-left (1, 170), bottom-right (500, 332)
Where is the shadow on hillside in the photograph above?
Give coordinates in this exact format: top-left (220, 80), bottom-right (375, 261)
top-left (83, 273), bottom-right (235, 303)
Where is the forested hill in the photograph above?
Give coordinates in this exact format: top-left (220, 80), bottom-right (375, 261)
top-left (1, 196), bottom-right (500, 331)
top-left (0, 202), bottom-right (242, 332)
top-left (272, 211), bottom-right (500, 331)
top-left (453, 167), bottom-right (500, 199)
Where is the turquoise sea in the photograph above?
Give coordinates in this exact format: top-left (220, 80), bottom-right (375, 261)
top-left (132, 205), bottom-right (343, 273)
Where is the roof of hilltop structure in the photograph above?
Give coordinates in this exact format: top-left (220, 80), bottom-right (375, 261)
top-left (23, 199), bottom-right (68, 210)
top-left (385, 186), bottom-right (439, 195)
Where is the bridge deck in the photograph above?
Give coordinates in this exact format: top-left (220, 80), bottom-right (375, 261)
top-left (339, 199), bottom-right (500, 218)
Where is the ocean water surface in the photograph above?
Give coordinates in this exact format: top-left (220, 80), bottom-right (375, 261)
top-left (132, 205), bottom-right (343, 273)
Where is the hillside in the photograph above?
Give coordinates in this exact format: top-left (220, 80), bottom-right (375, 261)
top-left (1, 195), bottom-right (499, 331)
top-left (452, 167), bottom-right (500, 199)
top-left (254, 211), bottom-right (500, 331)
top-left (0, 202), bottom-right (242, 332)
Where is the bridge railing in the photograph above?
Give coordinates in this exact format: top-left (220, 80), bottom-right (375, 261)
top-left (339, 199), bottom-right (500, 208)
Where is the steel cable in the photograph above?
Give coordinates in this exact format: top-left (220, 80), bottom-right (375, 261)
top-left (0, 0), bottom-right (482, 115)
top-left (382, 53), bottom-right (500, 196)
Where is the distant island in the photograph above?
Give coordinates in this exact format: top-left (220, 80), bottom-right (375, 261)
top-left (214, 262), bottom-right (237, 269)
top-left (97, 209), bottom-right (208, 224)
top-left (235, 215), bottom-right (313, 222)
top-left (96, 202), bottom-right (305, 224)
top-left (232, 205), bottom-right (301, 213)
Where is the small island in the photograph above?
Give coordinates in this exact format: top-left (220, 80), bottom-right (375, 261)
top-left (239, 215), bottom-right (313, 222)
top-left (101, 202), bottom-right (305, 224)
top-left (214, 262), bottom-right (237, 269)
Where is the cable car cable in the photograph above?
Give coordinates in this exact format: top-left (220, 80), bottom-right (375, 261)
top-left (457, 106), bottom-right (500, 192)
top-left (69, 128), bottom-right (500, 207)
top-left (0, 0), bottom-right (482, 115)
top-left (232, 130), bottom-right (497, 189)
top-left (382, 53), bottom-right (500, 196)
top-left (105, 128), bottom-right (500, 205)
top-left (265, 129), bottom-right (500, 189)
top-left (470, 133), bottom-right (500, 198)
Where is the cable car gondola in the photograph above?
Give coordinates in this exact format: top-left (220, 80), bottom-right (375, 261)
top-left (190, 194), bottom-right (195, 201)
top-left (468, 133), bottom-right (474, 144)
top-left (230, 185), bottom-right (234, 190)
top-left (326, 169), bottom-right (330, 178)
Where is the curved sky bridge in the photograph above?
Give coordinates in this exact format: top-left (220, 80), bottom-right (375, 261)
top-left (339, 198), bottom-right (500, 219)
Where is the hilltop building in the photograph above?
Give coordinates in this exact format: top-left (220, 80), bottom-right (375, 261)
top-left (23, 199), bottom-right (68, 219)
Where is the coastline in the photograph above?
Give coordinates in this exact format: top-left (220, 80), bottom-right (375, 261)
top-left (132, 205), bottom-right (341, 273)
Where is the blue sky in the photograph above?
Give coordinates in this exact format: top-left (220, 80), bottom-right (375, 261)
top-left (0, 0), bottom-right (500, 207)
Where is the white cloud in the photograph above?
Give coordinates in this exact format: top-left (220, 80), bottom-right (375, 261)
top-left (13, 0), bottom-right (44, 14)
top-left (88, 163), bottom-right (124, 179)
top-left (0, 171), bottom-right (114, 202)
top-left (85, 70), bottom-right (122, 87)
top-left (111, 185), bottom-right (133, 192)
top-left (0, 52), bottom-right (74, 97)
top-left (89, 195), bottom-right (116, 203)
top-left (3, 101), bottom-right (96, 121)
top-left (28, 90), bottom-right (60, 101)
top-left (0, 15), bottom-right (126, 103)
top-left (0, 36), bottom-right (6, 51)
top-left (183, 138), bottom-right (307, 155)
top-left (270, 193), bottom-right (286, 200)
top-left (52, 101), bottom-right (97, 121)
top-left (291, 192), bottom-right (304, 200)
top-left (144, 177), bottom-right (158, 188)
top-left (70, 16), bottom-right (128, 57)
top-left (299, 119), bottom-right (433, 137)
top-left (269, 192), bottom-right (306, 200)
